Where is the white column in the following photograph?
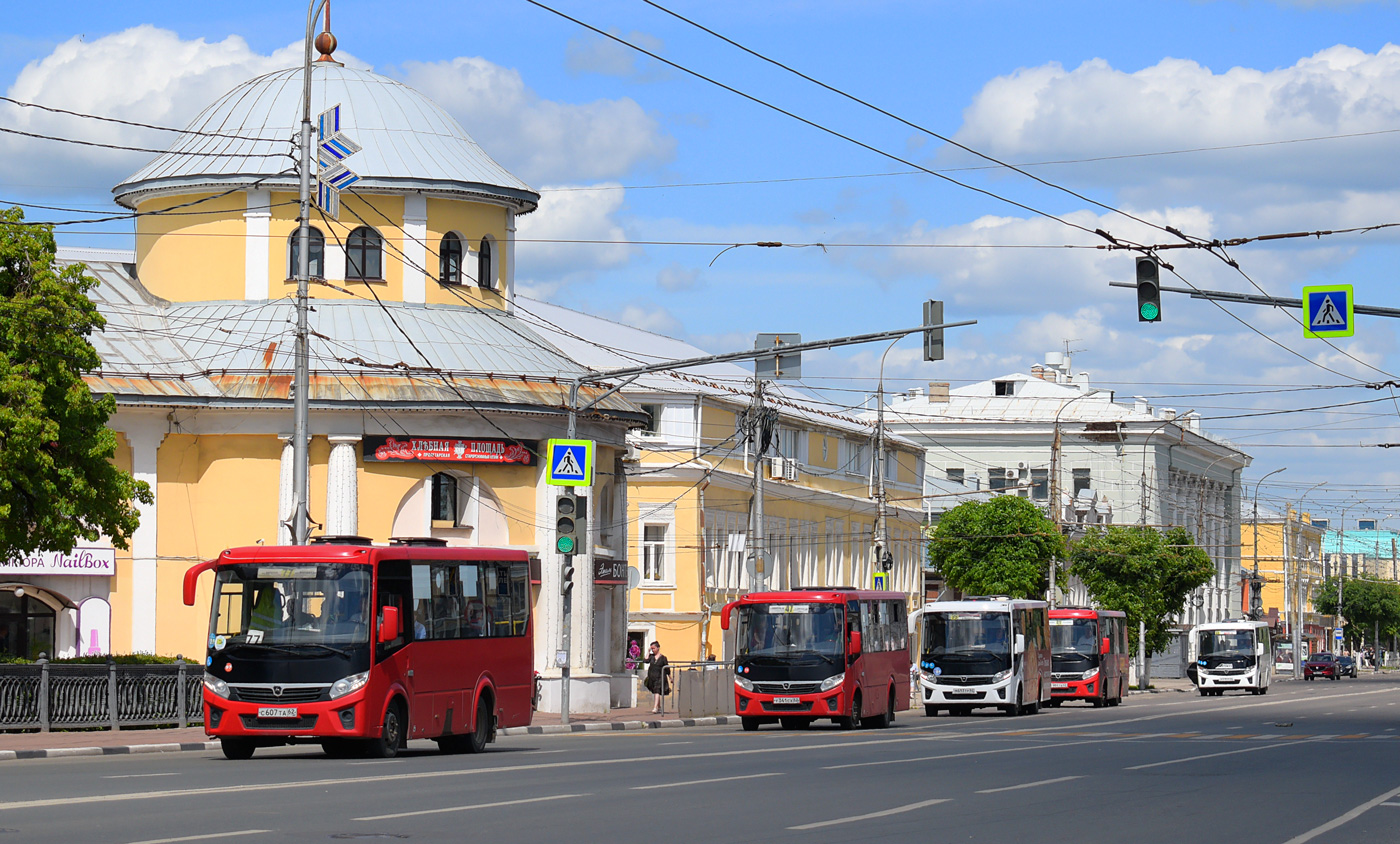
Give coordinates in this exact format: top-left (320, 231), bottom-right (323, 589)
top-left (278, 435), bottom-right (294, 545)
top-left (119, 421), bottom-right (166, 654)
top-left (402, 193), bottom-right (427, 304)
top-left (325, 436), bottom-right (361, 536)
top-left (244, 190), bottom-right (272, 299)
top-left (505, 208), bottom-right (517, 315)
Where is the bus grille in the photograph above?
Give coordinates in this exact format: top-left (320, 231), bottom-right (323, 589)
top-left (752, 681), bottom-right (823, 695)
top-left (239, 714), bottom-right (319, 730)
top-left (232, 685), bottom-right (328, 704)
top-left (761, 701), bottom-right (814, 712)
top-left (936, 675), bottom-right (994, 686)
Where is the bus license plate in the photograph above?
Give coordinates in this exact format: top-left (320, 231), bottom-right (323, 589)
top-left (1051, 683), bottom-right (1069, 690)
top-left (772, 696), bottom-right (800, 705)
top-left (257, 707), bottom-right (298, 719)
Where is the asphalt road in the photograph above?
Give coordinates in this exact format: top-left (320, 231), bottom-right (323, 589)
top-left (2, 675), bottom-right (1399, 844)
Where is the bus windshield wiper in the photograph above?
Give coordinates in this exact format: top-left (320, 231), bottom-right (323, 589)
top-left (283, 643), bottom-right (350, 657)
top-left (226, 642), bottom-right (300, 656)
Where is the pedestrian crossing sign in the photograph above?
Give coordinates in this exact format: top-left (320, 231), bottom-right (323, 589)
top-left (1302, 284), bottom-right (1354, 338)
top-left (545, 439), bottom-right (593, 487)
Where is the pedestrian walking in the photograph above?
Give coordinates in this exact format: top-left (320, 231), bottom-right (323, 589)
top-left (644, 641), bottom-right (670, 714)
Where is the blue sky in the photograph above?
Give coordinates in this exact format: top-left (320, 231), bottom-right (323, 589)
top-left (6, 0), bottom-right (1400, 520)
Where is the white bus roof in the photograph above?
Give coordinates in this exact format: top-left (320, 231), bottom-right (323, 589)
top-left (1194, 620), bottom-right (1271, 632)
top-left (919, 598), bottom-right (1048, 613)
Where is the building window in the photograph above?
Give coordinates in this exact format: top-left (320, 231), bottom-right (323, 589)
top-left (439, 233), bottom-right (463, 284)
top-left (1072, 468), bottom-right (1092, 497)
top-left (287, 227), bottom-right (324, 279)
top-left (640, 403), bottom-right (663, 433)
top-left (989, 468), bottom-right (1009, 491)
top-left (477, 236), bottom-right (495, 290)
top-left (642, 525), bottom-right (666, 582)
top-left (994, 380), bottom-right (1015, 396)
top-left (346, 226), bottom-right (383, 281)
top-left (430, 473), bottom-right (458, 525)
top-left (1358, 519), bottom-right (1377, 531)
top-left (0, 591), bottom-right (55, 661)
top-left (1031, 468), bottom-right (1049, 500)
top-left (945, 468), bottom-right (964, 485)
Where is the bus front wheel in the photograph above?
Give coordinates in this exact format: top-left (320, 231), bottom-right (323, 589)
top-left (220, 738), bottom-right (256, 760)
top-left (924, 704), bottom-right (939, 717)
top-left (741, 717), bottom-right (761, 732)
top-left (367, 700), bottom-right (405, 758)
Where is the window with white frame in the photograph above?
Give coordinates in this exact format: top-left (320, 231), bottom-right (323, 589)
top-left (776, 427), bottom-right (801, 462)
top-left (642, 524), bottom-right (667, 583)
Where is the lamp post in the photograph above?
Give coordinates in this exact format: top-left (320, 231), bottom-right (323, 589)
top-left (1288, 481), bottom-right (1327, 678)
top-left (872, 337), bottom-right (902, 588)
top-left (1049, 391), bottom-right (1093, 608)
top-left (1251, 468), bottom-right (1286, 621)
top-left (1137, 410), bottom-right (1194, 528)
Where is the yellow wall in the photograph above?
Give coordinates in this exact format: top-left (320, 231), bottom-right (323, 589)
top-left (135, 193), bottom-right (247, 302)
top-left (272, 192), bottom-right (407, 301)
top-left (424, 197), bottom-right (510, 307)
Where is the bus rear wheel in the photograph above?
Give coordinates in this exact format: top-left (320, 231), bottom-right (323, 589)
top-left (864, 688), bottom-right (894, 729)
top-left (220, 738), bottom-right (256, 760)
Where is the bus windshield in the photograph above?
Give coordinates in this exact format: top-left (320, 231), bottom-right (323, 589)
top-left (922, 611), bottom-right (1011, 674)
top-left (736, 603), bottom-right (844, 659)
top-left (210, 563), bottom-right (372, 650)
top-left (1199, 629), bottom-right (1255, 658)
top-left (1050, 618), bottom-right (1098, 655)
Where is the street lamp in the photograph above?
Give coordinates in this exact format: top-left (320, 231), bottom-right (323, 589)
top-left (1288, 481), bottom-right (1326, 678)
top-left (1137, 410), bottom-right (1195, 528)
top-left (871, 337), bottom-right (902, 591)
top-left (1049, 391), bottom-right (1093, 608)
top-left (1250, 468), bottom-right (1287, 621)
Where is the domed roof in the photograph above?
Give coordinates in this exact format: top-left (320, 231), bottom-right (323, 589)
top-left (114, 63), bottom-right (538, 212)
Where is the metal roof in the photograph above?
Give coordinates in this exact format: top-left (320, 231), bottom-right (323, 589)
top-left (114, 64), bottom-right (538, 212)
top-left (68, 257), bottom-right (634, 414)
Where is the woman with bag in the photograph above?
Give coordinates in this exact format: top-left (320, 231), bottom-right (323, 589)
top-left (643, 641), bottom-right (670, 714)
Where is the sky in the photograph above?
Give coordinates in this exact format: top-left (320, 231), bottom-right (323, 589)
top-left (5, 0), bottom-right (1400, 524)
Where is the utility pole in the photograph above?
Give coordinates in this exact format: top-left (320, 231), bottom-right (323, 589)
top-left (747, 381), bottom-right (768, 591)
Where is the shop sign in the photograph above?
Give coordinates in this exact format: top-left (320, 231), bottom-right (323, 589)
top-left (363, 436), bottom-right (535, 465)
top-left (0, 547), bottom-right (116, 577)
top-left (594, 559), bottom-right (628, 585)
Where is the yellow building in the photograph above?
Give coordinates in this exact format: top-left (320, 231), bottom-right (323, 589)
top-left (1241, 508), bottom-right (1329, 663)
top-left (2, 30), bottom-right (646, 712)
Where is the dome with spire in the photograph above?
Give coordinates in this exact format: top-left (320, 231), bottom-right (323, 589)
top-left (113, 63), bottom-right (539, 212)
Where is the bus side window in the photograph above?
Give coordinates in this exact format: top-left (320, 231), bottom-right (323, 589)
top-left (376, 560), bottom-right (412, 657)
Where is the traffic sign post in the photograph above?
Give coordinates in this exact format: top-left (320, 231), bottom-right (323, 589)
top-left (1303, 285), bottom-right (1354, 338)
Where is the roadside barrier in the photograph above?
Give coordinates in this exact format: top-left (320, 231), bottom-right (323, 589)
top-left (0, 657), bottom-right (203, 732)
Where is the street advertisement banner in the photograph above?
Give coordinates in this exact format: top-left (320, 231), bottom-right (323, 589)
top-left (362, 435), bottom-right (535, 465)
top-left (0, 547), bottom-right (116, 577)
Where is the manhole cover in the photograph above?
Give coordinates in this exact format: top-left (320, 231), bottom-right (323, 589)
top-left (330, 835), bottom-right (409, 840)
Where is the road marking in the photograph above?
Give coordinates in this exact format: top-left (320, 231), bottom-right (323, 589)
top-left (1281, 783), bottom-right (1400, 844)
top-left (788, 798), bottom-right (949, 830)
top-left (103, 773), bottom-right (180, 779)
top-left (354, 793), bottom-right (586, 822)
top-left (1126, 740), bottom-right (1306, 770)
top-left (824, 736), bottom-right (1135, 770)
top-left (346, 760), bottom-right (403, 766)
top-left (1381, 802), bottom-right (1400, 807)
top-left (976, 775), bottom-right (1082, 794)
top-left (634, 772), bottom-right (781, 790)
top-left (657, 741), bottom-right (694, 746)
top-left (124, 831), bottom-right (269, 844)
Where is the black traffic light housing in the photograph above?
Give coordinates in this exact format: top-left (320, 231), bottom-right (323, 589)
top-left (556, 492), bottom-right (579, 555)
top-left (1136, 256), bottom-right (1162, 323)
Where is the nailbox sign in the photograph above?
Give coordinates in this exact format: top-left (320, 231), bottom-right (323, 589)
top-left (363, 436), bottom-right (535, 465)
top-left (1, 547), bottom-right (116, 577)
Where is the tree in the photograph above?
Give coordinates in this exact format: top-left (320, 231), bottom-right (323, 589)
top-left (0, 207), bottom-right (151, 560)
top-left (1068, 525), bottom-right (1215, 657)
top-left (1314, 577), bottom-right (1400, 651)
top-left (927, 495), bottom-right (1065, 599)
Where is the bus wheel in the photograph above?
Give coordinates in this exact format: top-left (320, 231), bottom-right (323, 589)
top-left (779, 717), bottom-right (810, 730)
top-left (367, 700), bottom-right (405, 758)
top-left (220, 738), bottom-right (255, 760)
top-left (864, 688), bottom-right (894, 729)
top-left (741, 717), bottom-right (760, 732)
top-left (320, 739), bottom-right (356, 759)
top-left (464, 696), bottom-right (494, 753)
top-left (924, 705), bottom-right (939, 717)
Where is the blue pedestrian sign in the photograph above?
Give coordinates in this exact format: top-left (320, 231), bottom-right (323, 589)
top-left (1303, 285), bottom-right (1354, 338)
top-left (872, 572), bottom-right (889, 591)
top-left (545, 439), bottom-right (593, 487)
top-left (1335, 628), bottom-right (1344, 642)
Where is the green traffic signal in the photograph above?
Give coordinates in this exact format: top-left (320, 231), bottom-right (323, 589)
top-left (556, 535), bottom-right (575, 554)
top-left (1136, 256), bottom-right (1162, 323)
top-left (1139, 301), bottom-right (1160, 321)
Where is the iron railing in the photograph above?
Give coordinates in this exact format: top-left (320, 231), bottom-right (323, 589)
top-left (0, 658), bottom-right (203, 732)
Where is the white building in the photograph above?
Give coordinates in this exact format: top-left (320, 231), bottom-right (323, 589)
top-left (871, 352), bottom-right (1252, 636)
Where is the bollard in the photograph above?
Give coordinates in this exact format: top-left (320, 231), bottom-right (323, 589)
top-left (176, 656), bottom-right (187, 729)
top-left (36, 656), bottom-right (50, 732)
top-left (107, 656), bottom-right (119, 731)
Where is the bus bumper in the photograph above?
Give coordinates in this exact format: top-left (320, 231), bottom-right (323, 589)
top-left (203, 689), bottom-right (372, 739)
top-left (919, 677), bottom-right (1009, 707)
top-left (734, 688), bottom-right (846, 720)
top-left (1050, 676), bottom-right (1098, 700)
top-left (1197, 669), bottom-right (1256, 690)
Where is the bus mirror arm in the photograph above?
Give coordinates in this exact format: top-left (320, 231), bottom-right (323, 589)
top-left (719, 601), bottom-right (736, 631)
top-left (379, 606), bottom-right (401, 644)
top-left (183, 560), bottom-right (218, 607)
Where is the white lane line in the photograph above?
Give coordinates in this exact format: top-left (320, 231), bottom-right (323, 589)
top-left (976, 775), bottom-right (1082, 794)
top-left (103, 773), bottom-right (181, 779)
top-left (1281, 783), bottom-right (1400, 844)
top-left (788, 798), bottom-right (949, 830)
top-left (825, 735), bottom-right (1133, 770)
top-left (633, 772), bottom-right (781, 790)
top-left (1381, 802), bottom-right (1400, 807)
top-left (1125, 741), bottom-right (1304, 770)
top-left (346, 760), bottom-right (403, 766)
top-left (354, 793), bottom-right (586, 822)
top-left (124, 831), bottom-right (269, 844)
top-left (657, 742), bottom-right (694, 746)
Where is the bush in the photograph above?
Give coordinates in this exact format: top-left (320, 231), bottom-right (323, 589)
top-left (0, 653), bottom-right (190, 666)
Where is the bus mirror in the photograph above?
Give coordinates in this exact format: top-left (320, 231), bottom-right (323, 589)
top-left (848, 631), bottom-right (862, 655)
top-left (1255, 642), bottom-right (1264, 656)
top-left (1014, 633), bottom-right (1025, 655)
top-left (1102, 637), bottom-right (1111, 654)
top-left (719, 601), bottom-right (735, 631)
top-left (183, 560), bottom-right (217, 607)
top-left (379, 606), bottom-right (401, 644)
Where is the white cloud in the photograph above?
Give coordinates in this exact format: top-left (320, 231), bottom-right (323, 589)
top-left (565, 30), bottom-right (668, 82)
top-left (656, 263), bottom-right (700, 291)
top-left (397, 57), bottom-right (674, 183)
top-left (515, 184), bottom-right (635, 280)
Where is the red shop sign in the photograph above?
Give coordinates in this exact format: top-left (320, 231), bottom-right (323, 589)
top-left (362, 435), bottom-right (535, 465)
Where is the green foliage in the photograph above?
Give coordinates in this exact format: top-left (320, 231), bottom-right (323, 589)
top-left (1069, 525), bottom-right (1215, 657)
top-left (927, 495), bottom-right (1066, 599)
top-left (1314, 577), bottom-right (1400, 647)
top-left (0, 653), bottom-right (190, 665)
top-left (0, 207), bottom-right (151, 561)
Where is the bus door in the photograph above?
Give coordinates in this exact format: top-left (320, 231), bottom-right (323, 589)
top-left (374, 560), bottom-right (414, 730)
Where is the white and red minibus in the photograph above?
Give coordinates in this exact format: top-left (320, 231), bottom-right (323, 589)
top-left (183, 538), bottom-right (534, 759)
top-left (720, 588), bottom-right (910, 731)
top-left (1048, 607), bottom-right (1128, 706)
top-left (916, 597), bottom-right (1051, 717)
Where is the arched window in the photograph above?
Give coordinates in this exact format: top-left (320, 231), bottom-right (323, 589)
top-left (287, 227), bottom-right (324, 279)
top-left (430, 472), bottom-right (458, 525)
top-left (477, 236), bottom-right (494, 290)
top-left (439, 233), bottom-right (463, 284)
top-left (346, 226), bottom-right (383, 281)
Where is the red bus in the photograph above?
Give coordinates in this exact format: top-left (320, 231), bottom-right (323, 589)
top-left (183, 538), bottom-right (534, 759)
top-left (1048, 607), bottom-right (1127, 706)
top-left (720, 588), bottom-right (910, 731)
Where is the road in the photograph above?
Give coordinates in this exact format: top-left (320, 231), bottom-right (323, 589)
top-left (2, 675), bottom-right (1398, 843)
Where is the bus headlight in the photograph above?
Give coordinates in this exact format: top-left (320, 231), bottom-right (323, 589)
top-left (735, 675), bottom-right (753, 692)
top-left (203, 674), bottom-right (230, 699)
top-left (993, 669), bottom-right (1012, 683)
top-left (1080, 667), bottom-right (1100, 680)
top-left (819, 673), bottom-right (845, 692)
top-left (329, 671), bottom-right (370, 700)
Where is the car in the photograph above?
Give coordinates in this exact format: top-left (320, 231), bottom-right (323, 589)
top-left (1336, 654), bottom-right (1358, 678)
top-left (1304, 652), bottom-right (1339, 681)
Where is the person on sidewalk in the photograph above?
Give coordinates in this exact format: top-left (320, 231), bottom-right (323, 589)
top-left (643, 641), bottom-right (671, 714)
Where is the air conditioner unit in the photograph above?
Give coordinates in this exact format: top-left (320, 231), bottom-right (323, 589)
top-left (1003, 468), bottom-right (1018, 479)
top-left (783, 458), bottom-right (799, 482)
top-left (624, 443), bottom-right (641, 462)
top-left (768, 456), bottom-right (787, 480)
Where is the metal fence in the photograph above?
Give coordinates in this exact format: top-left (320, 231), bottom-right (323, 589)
top-left (0, 659), bottom-right (203, 732)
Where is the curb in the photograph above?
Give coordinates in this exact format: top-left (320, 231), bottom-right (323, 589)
top-left (0, 741), bottom-right (220, 761)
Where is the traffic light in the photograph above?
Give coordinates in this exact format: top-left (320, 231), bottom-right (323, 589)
top-left (561, 557), bottom-right (575, 597)
top-left (556, 492), bottom-right (578, 555)
top-left (922, 299), bottom-right (945, 362)
top-left (1136, 256), bottom-right (1162, 323)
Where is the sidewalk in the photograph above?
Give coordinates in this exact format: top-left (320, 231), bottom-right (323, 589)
top-left (0, 705), bottom-right (738, 761)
